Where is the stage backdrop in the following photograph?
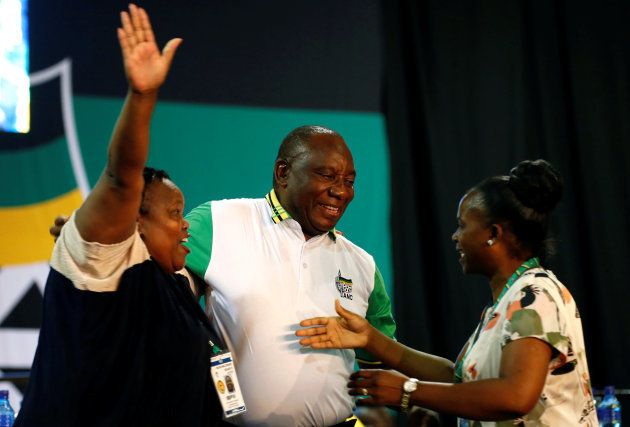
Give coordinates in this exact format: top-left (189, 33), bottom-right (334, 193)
top-left (2, 1), bottom-right (628, 423)
top-left (0, 0), bottom-right (391, 412)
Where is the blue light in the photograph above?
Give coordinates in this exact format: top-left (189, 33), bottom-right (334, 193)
top-left (0, 0), bottom-right (30, 133)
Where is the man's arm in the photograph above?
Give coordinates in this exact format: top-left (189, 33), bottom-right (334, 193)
top-left (183, 201), bottom-right (214, 281)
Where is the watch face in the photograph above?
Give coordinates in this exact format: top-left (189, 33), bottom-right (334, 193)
top-left (403, 379), bottom-right (418, 393)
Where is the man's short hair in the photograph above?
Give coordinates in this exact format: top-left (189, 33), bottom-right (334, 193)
top-left (276, 125), bottom-right (340, 161)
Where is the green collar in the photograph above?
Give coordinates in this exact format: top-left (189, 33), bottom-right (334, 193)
top-left (265, 189), bottom-right (338, 241)
top-left (493, 257), bottom-right (541, 308)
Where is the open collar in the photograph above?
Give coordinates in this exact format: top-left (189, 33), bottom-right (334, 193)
top-left (265, 189), bottom-right (338, 241)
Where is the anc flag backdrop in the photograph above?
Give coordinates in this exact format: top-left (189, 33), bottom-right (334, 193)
top-left (0, 59), bottom-right (87, 406)
top-left (0, 0), bottom-right (390, 412)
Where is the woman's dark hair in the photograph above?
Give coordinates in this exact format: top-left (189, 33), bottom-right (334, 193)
top-left (139, 167), bottom-right (171, 215)
top-left (470, 159), bottom-right (563, 259)
top-left (143, 166), bottom-right (170, 186)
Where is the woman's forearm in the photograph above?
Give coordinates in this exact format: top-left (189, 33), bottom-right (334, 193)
top-left (365, 327), bottom-right (455, 382)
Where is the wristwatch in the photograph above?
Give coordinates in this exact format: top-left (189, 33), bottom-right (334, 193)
top-left (400, 378), bottom-right (420, 413)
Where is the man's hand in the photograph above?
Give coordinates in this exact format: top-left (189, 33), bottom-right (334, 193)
top-left (117, 4), bottom-right (181, 94)
top-left (49, 215), bottom-right (68, 241)
top-left (296, 300), bottom-right (372, 349)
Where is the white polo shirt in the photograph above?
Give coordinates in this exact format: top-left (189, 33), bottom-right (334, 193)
top-left (185, 191), bottom-right (396, 427)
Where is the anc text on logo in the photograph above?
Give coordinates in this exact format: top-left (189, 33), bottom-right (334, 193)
top-left (335, 270), bottom-right (353, 300)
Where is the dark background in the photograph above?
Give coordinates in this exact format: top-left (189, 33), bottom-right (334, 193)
top-left (7, 0), bottom-right (630, 424)
top-left (384, 0), bottom-right (630, 424)
top-left (384, 0), bottom-right (629, 388)
top-left (28, 0), bottom-right (383, 112)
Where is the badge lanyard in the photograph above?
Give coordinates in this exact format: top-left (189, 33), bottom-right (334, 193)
top-left (453, 257), bottom-right (541, 382)
top-left (209, 339), bottom-right (221, 355)
top-left (208, 338), bottom-right (247, 418)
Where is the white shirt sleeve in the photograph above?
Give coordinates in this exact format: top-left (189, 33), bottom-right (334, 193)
top-left (50, 212), bottom-right (150, 292)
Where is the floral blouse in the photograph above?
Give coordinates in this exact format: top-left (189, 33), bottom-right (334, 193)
top-left (457, 267), bottom-right (597, 426)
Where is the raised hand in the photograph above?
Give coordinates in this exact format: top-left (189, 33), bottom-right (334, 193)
top-left (75, 4), bottom-right (181, 244)
top-left (117, 4), bottom-right (181, 94)
top-left (296, 300), bottom-right (372, 349)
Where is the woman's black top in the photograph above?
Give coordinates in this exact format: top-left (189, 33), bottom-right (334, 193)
top-left (16, 260), bottom-right (228, 427)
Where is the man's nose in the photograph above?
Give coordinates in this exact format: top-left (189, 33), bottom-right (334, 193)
top-left (329, 178), bottom-right (348, 198)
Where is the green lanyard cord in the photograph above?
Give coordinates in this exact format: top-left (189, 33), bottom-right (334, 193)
top-left (453, 257), bottom-right (541, 382)
top-left (209, 339), bottom-right (222, 355)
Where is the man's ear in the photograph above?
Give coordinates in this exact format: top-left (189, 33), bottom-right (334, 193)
top-left (274, 159), bottom-right (290, 188)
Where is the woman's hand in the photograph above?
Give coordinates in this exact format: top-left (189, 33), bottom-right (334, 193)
top-left (117, 4), bottom-right (181, 94)
top-left (296, 300), bottom-right (372, 349)
top-left (348, 369), bottom-right (408, 408)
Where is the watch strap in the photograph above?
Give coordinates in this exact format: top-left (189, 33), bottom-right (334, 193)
top-left (401, 390), bottom-right (412, 412)
top-left (400, 378), bottom-right (419, 412)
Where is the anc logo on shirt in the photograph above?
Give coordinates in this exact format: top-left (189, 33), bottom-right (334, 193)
top-left (335, 271), bottom-right (353, 300)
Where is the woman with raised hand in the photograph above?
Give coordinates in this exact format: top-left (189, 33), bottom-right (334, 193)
top-left (297, 159), bottom-right (597, 426)
top-left (16, 5), bottom-right (228, 426)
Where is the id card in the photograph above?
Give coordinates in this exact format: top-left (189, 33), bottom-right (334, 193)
top-left (210, 351), bottom-right (246, 418)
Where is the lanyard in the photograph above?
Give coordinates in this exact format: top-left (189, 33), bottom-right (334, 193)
top-left (453, 257), bottom-right (541, 382)
top-left (172, 273), bottom-right (225, 356)
top-left (492, 257), bottom-right (540, 309)
top-left (208, 339), bottom-right (222, 355)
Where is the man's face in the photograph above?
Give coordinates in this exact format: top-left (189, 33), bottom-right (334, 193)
top-left (277, 133), bottom-right (356, 239)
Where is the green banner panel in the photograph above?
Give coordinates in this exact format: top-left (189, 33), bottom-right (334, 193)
top-left (73, 96), bottom-right (393, 293)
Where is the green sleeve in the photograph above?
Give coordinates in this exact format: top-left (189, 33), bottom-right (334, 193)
top-left (355, 265), bottom-right (397, 364)
top-left (184, 201), bottom-right (213, 280)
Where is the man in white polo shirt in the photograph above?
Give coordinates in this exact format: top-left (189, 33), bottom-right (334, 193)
top-left (185, 125), bottom-right (396, 427)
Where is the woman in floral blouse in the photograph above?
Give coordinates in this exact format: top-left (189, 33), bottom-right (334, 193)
top-left (296, 159), bottom-right (597, 426)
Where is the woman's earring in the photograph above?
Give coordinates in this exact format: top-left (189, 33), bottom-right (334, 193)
top-left (487, 239), bottom-right (494, 246)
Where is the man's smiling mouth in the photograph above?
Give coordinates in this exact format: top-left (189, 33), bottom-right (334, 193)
top-left (319, 203), bottom-right (341, 216)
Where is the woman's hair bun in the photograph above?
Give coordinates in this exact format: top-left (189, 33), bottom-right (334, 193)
top-left (508, 159), bottom-right (563, 213)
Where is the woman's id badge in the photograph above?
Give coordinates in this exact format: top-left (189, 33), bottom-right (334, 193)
top-left (210, 351), bottom-right (246, 418)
